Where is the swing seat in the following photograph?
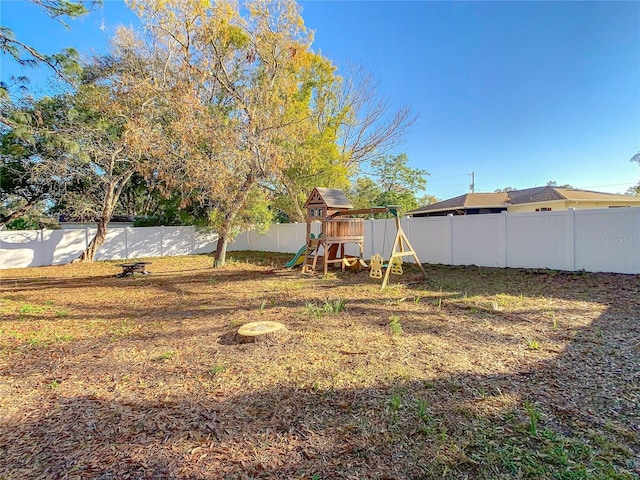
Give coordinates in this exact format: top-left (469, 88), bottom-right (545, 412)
top-left (389, 257), bottom-right (403, 275)
top-left (369, 253), bottom-right (384, 279)
top-left (342, 256), bottom-right (363, 272)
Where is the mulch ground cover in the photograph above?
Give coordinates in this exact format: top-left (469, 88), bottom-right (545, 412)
top-left (0, 253), bottom-right (638, 479)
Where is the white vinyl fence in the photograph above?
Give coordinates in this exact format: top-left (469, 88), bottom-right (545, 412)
top-left (0, 226), bottom-right (218, 270)
top-left (1, 208), bottom-right (639, 274)
top-left (229, 207), bottom-right (640, 274)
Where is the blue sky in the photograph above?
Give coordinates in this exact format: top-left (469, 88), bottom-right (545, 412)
top-left (2, 0), bottom-right (639, 200)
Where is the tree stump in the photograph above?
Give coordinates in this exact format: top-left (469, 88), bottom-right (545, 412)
top-left (237, 321), bottom-right (288, 343)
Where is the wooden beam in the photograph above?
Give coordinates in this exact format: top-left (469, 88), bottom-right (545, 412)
top-left (329, 206), bottom-right (399, 218)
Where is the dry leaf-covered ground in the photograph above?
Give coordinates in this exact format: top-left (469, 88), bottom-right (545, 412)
top-left (0, 253), bottom-right (638, 479)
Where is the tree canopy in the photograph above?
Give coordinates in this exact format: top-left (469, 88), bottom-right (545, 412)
top-left (0, 0), bottom-right (100, 97)
top-left (0, 0), bottom-right (427, 266)
top-left (349, 153), bottom-right (428, 216)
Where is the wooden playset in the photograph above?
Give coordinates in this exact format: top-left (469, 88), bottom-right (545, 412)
top-left (300, 187), bottom-right (427, 288)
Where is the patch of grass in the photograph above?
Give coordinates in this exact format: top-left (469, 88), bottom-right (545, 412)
top-left (156, 350), bottom-right (175, 361)
top-left (27, 334), bottom-right (51, 348)
top-left (209, 365), bottom-right (226, 375)
top-left (304, 302), bottom-right (325, 318)
top-left (18, 304), bottom-right (45, 315)
top-left (303, 298), bottom-right (346, 318)
top-left (524, 400), bottom-right (541, 436)
top-left (527, 338), bottom-right (540, 350)
top-left (55, 333), bottom-right (75, 342)
top-left (389, 315), bottom-right (403, 334)
top-left (55, 310), bottom-right (70, 318)
top-left (325, 298), bottom-right (346, 314)
top-left (463, 413), bottom-right (632, 480)
top-left (388, 392), bottom-right (403, 412)
top-left (259, 297), bottom-right (277, 311)
top-left (110, 320), bottom-right (136, 340)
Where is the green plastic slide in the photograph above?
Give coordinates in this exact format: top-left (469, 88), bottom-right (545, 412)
top-left (285, 244), bottom-right (307, 268)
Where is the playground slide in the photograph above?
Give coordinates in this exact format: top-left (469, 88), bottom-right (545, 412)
top-left (285, 244), bottom-right (307, 268)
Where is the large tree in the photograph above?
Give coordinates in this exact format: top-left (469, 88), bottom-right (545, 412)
top-left (271, 63), bottom-right (418, 223)
top-left (69, 77), bottom-right (152, 261)
top-left (115, 0), bottom-right (344, 266)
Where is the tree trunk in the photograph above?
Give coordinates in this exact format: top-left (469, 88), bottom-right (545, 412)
top-left (78, 214), bottom-right (109, 262)
top-left (290, 191), bottom-right (306, 223)
top-left (77, 169), bottom-right (134, 262)
top-left (214, 233), bottom-right (229, 268)
top-left (213, 176), bottom-right (256, 267)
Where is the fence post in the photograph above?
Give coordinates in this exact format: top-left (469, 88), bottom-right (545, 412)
top-left (503, 211), bottom-right (509, 268)
top-left (160, 225), bottom-right (164, 257)
top-left (39, 228), bottom-right (45, 267)
top-left (448, 214), bottom-right (454, 265)
top-left (570, 208), bottom-right (576, 271)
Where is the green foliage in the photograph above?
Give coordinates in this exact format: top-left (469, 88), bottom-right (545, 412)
top-left (157, 350), bottom-right (175, 361)
top-left (0, 1), bottom-right (99, 85)
top-left (209, 365), bottom-right (226, 376)
top-left (0, 97), bottom-right (73, 228)
top-left (389, 315), bottom-right (403, 334)
top-left (524, 400), bottom-right (541, 435)
top-left (349, 177), bottom-right (382, 210)
top-left (18, 304), bottom-right (45, 315)
top-left (5, 216), bottom-right (39, 230)
top-left (349, 153), bottom-right (429, 216)
top-left (417, 193), bottom-right (440, 207)
top-left (303, 298), bottom-right (346, 318)
top-left (370, 153), bottom-right (428, 193)
top-left (388, 392), bottom-right (403, 412)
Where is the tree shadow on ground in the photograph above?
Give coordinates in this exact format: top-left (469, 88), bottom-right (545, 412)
top-left (1, 303), bottom-right (638, 479)
top-left (0, 262), bottom-right (638, 478)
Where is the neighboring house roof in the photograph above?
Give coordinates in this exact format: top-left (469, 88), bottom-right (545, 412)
top-left (506, 186), bottom-right (639, 204)
top-left (406, 186), bottom-right (639, 216)
top-left (304, 187), bottom-right (353, 209)
top-left (406, 192), bottom-right (508, 216)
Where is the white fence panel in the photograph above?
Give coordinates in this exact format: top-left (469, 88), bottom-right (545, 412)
top-left (450, 214), bottom-right (506, 268)
top-left (50, 229), bottom-right (87, 265)
top-left (229, 231), bottom-right (249, 251)
top-left (194, 228), bottom-right (218, 254)
top-left (127, 226), bottom-right (163, 259)
top-left (0, 230), bottom-right (41, 268)
top-left (506, 211), bottom-right (574, 270)
top-left (574, 208), bottom-right (640, 274)
top-left (276, 223), bottom-right (306, 253)
top-left (94, 228), bottom-right (128, 261)
top-left (406, 216), bottom-right (452, 265)
top-left (163, 226), bottom-right (196, 257)
top-left (363, 219), bottom-right (397, 259)
top-left (252, 226), bottom-right (280, 253)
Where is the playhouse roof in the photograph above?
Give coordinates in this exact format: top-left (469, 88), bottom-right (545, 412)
top-left (304, 188), bottom-right (353, 209)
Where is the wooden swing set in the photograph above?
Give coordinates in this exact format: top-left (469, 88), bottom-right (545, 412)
top-left (301, 187), bottom-right (427, 289)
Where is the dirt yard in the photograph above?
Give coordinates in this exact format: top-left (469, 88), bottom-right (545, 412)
top-left (0, 253), bottom-right (638, 479)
